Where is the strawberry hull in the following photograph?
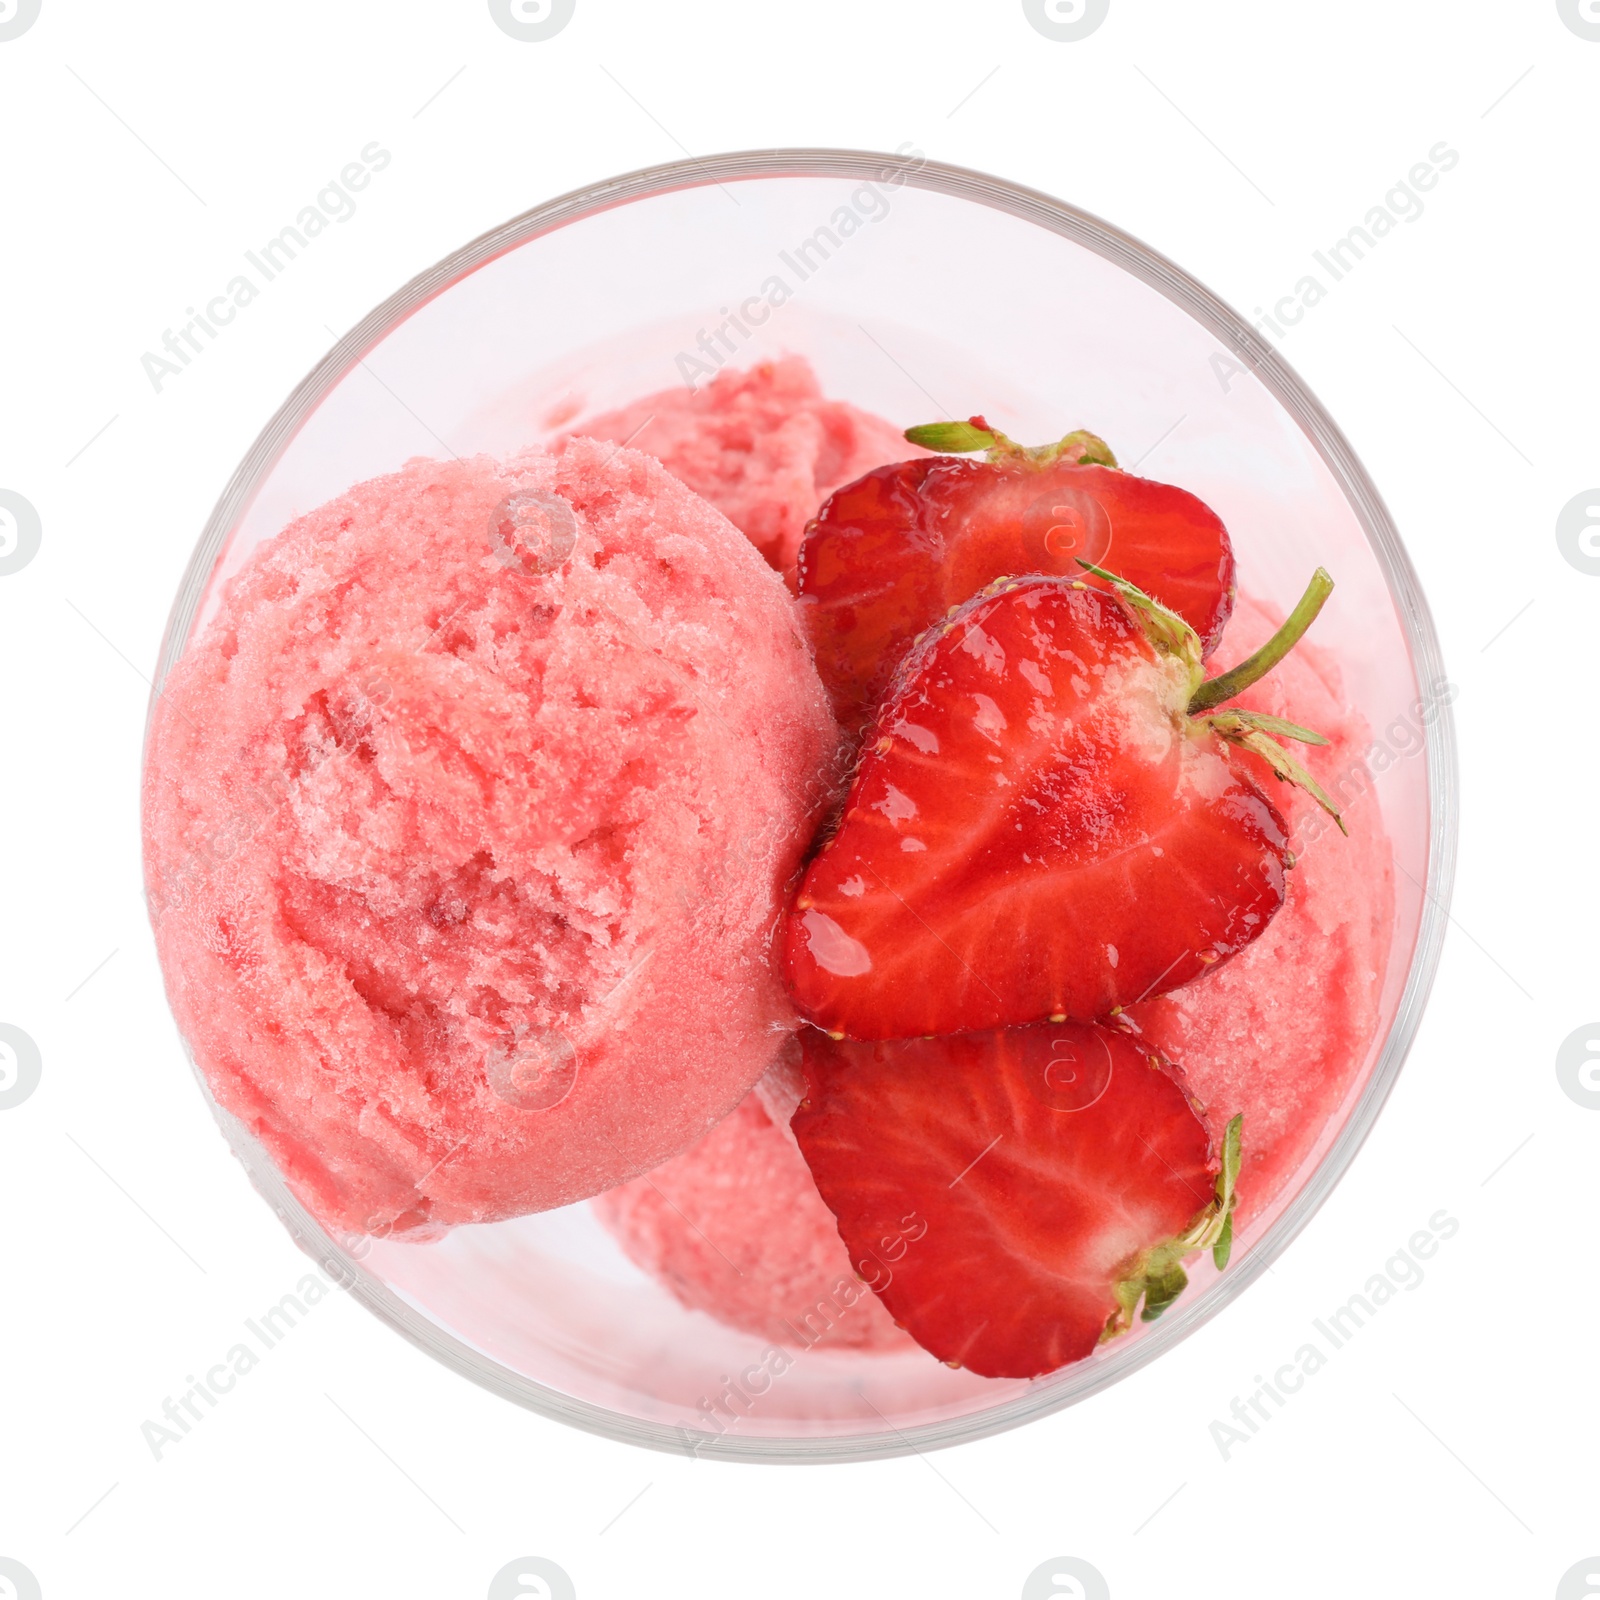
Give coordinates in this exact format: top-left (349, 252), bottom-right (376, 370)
top-left (784, 579), bottom-right (1290, 1041)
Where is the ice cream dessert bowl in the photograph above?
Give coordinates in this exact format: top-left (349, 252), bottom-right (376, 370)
top-left (143, 152), bottom-right (1453, 1461)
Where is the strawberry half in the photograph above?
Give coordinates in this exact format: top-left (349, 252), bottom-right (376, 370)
top-left (798, 418), bottom-right (1236, 730)
top-left (793, 1021), bottom-right (1242, 1379)
top-left (783, 565), bottom-right (1342, 1041)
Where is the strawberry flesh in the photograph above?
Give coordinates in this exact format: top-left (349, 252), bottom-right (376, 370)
top-left (793, 1022), bottom-right (1219, 1379)
top-left (783, 577), bottom-right (1289, 1041)
top-left (799, 455), bottom-right (1236, 729)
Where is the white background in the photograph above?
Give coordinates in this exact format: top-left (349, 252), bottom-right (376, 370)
top-left (2, 2), bottom-right (1596, 1597)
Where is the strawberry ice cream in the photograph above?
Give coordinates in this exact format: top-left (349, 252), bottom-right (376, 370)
top-left (143, 439), bottom-right (838, 1237)
top-left (145, 345), bottom-right (1401, 1383)
top-left (572, 356), bottom-right (917, 580)
top-left (592, 1049), bottom-right (910, 1353)
top-left (1127, 594), bottom-right (1395, 1224)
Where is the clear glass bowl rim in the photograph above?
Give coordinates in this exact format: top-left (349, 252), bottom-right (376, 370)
top-left (146, 147), bottom-right (1459, 1465)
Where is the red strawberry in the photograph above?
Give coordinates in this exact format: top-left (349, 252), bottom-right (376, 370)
top-left (793, 1021), bottom-right (1242, 1379)
top-left (783, 565), bottom-right (1341, 1041)
top-left (798, 419), bottom-right (1236, 730)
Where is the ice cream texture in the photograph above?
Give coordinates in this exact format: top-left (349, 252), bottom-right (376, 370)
top-left (572, 356), bottom-right (918, 580)
top-left (143, 439), bottom-right (838, 1236)
top-left (592, 1049), bottom-right (911, 1352)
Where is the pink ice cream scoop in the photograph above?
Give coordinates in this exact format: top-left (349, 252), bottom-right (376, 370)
top-left (592, 1047), bottom-right (911, 1352)
top-left (1128, 593), bottom-right (1396, 1226)
top-left (143, 439), bottom-right (840, 1238)
top-left (572, 355), bottom-right (920, 581)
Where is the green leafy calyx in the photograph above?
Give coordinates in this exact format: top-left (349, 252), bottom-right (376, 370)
top-left (1077, 560), bottom-right (1345, 832)
top-left (1103, 1113), bottom-right (1244, 1340)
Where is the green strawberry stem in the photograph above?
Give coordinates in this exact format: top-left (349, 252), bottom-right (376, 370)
top-left (1104, 1112), bottom-right (1243, 1339)
top-left (1187, 568), bottom-right (1334, 714)
top-left (1079, 559), bottom-right (1346, 834)
top-left (904, 419), bottom-right (996, 453)
top-left (904, 417), bottom-right (1118, 469)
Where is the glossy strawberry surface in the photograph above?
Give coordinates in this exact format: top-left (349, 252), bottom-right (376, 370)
top-left (783, 577), bottom-right (1289, 1041)
top-left (793, 1022), bottom-right (1220, 1378)
top-left (799, 456), bottom-right (1236, 729)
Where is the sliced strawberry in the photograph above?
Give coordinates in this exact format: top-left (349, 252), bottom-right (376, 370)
top-left (793, 1021), bottom-right (1241, 1379)
top-left (784, 568), bottom-right (1341, 1041)
top-left (798, 420), bottom-right (1236, 729)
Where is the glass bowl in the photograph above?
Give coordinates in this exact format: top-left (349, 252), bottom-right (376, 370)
top-left (146, 150), bottom-right (1456, 1462)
